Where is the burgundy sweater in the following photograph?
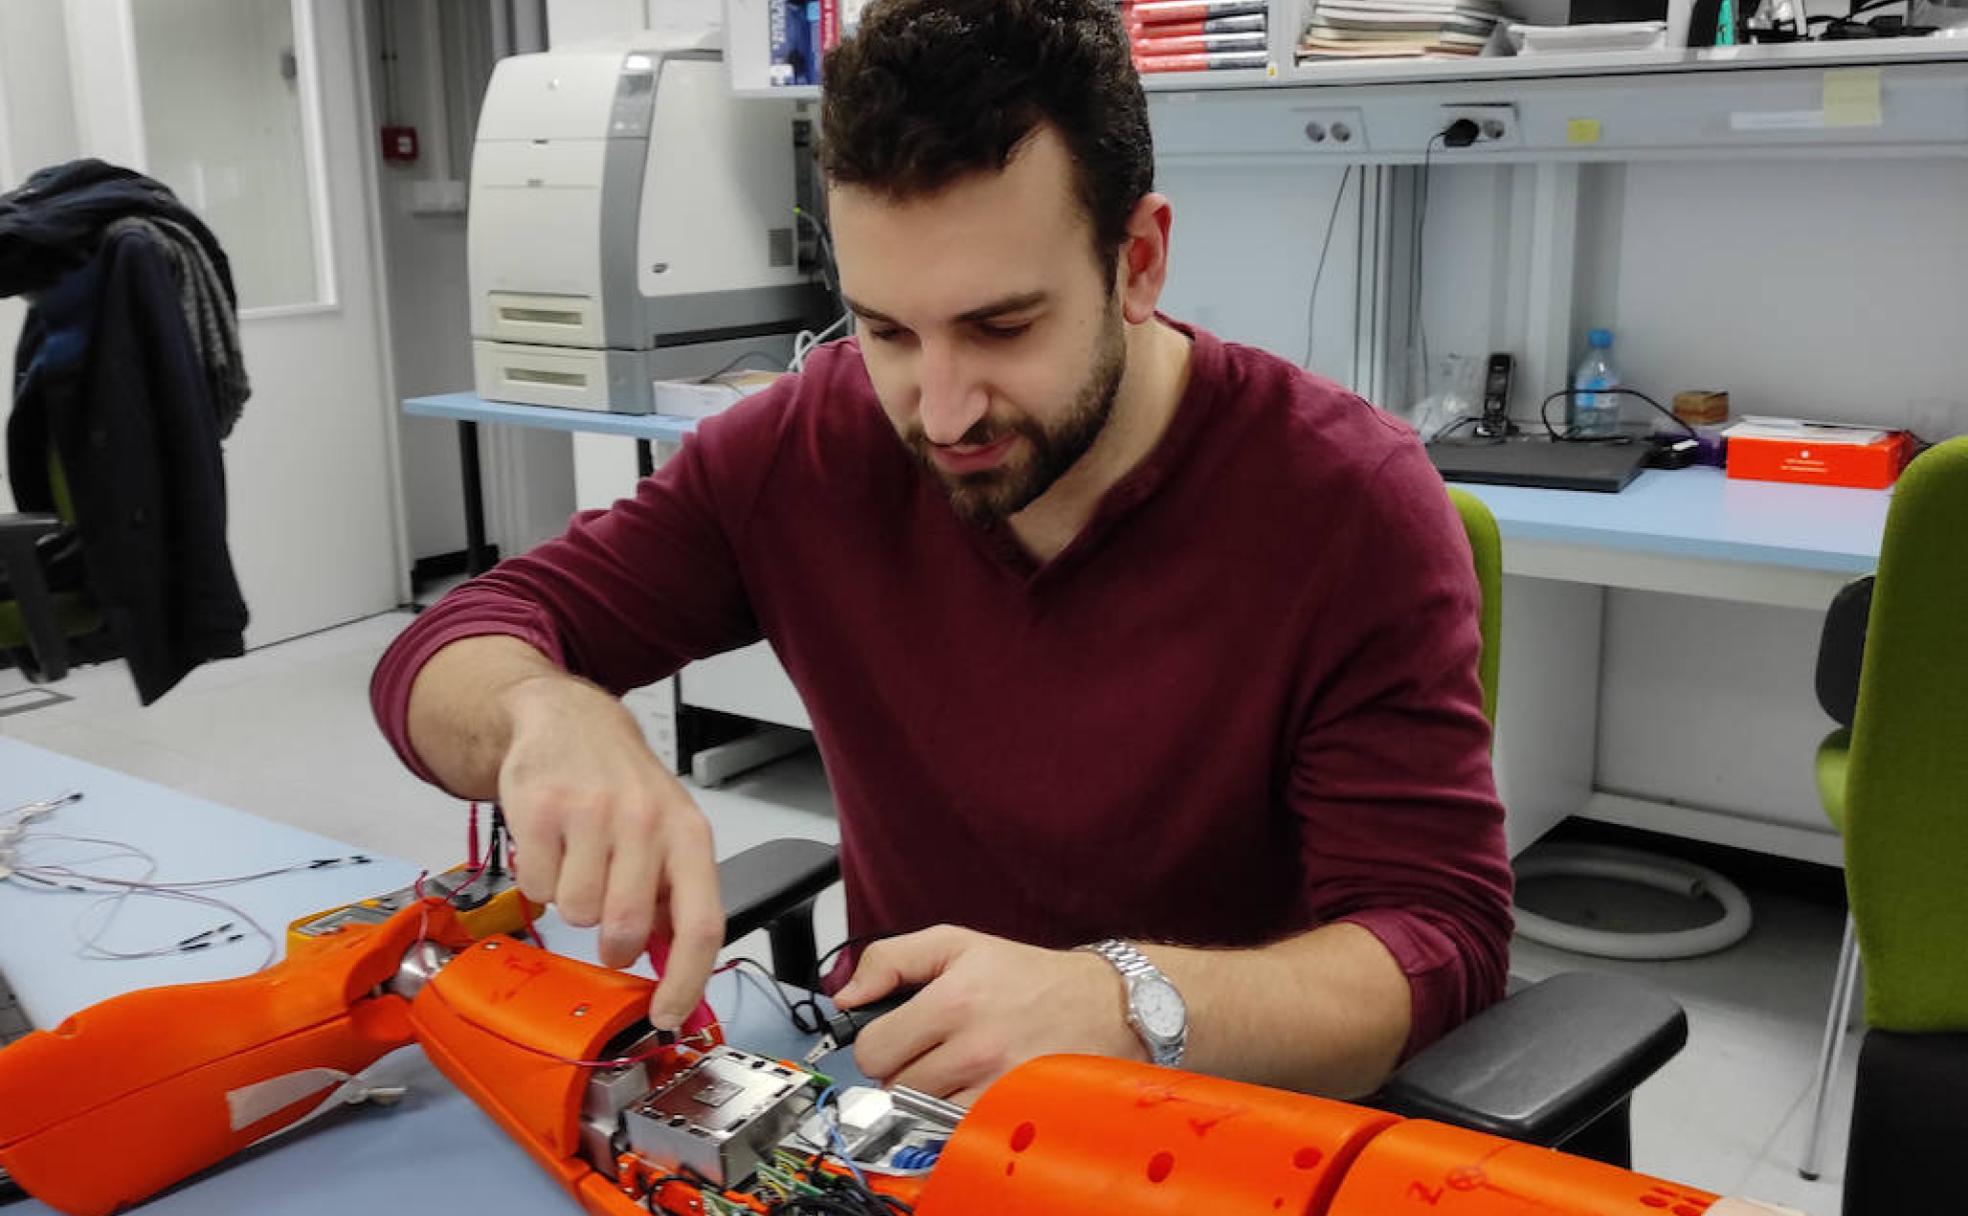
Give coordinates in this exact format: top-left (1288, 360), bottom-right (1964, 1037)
top-left (372, 324), bottom-right (1512, 1055)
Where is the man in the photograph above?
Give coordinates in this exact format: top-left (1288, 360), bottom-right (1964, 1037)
top-left (372, 0), bottom-right (1511, 1106)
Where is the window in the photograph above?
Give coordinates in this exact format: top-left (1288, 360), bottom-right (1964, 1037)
top-left (131, 0), bottom-right (325, 310)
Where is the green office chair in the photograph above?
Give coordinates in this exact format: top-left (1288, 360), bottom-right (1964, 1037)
top-left (1446, 486), bottom-right (1502, 729)
top-left (0, 451), bottom-right (106, 683)
top-left (1798, 438), bottom-right (1968, 1208)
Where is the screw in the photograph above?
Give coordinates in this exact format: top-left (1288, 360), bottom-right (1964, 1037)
top-left (573, 1003), bottom-right (591, 1018)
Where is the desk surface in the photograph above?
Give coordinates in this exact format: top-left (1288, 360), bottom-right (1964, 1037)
top-left (406, 392), bottom-right (701, 443)
top-left (1458, 467), bottom-right (1889, 576)
top-left (0, 738), bottom-right (851, 1215)
top-left (409, 389), bottom-right (1890, 579)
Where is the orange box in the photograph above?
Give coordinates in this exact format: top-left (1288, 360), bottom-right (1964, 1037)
top-left (1725, 423), bottom-right (1913, 489)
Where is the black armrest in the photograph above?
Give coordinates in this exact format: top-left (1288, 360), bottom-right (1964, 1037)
top-left (716, 838), bottom-right (841, 988)
top-left (1375, 972), bottom-right (1686, 1151)
top-left (0, 513), bottom-right (71, 682)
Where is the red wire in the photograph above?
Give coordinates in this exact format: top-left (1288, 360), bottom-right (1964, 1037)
top-left (467, 803), bottom-right (481, 868)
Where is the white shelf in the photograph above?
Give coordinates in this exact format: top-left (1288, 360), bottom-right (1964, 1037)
top-left (1148, 40), bottom-right (1968, 163)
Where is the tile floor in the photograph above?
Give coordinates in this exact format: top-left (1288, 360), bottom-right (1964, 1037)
top-left (0, 613), bottom-right (1854, 1213)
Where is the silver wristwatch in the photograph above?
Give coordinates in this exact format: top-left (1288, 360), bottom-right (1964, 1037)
top-left (1079, 939), bottom-right (1187, 1067)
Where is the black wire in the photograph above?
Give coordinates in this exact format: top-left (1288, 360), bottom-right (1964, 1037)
top-left (698, 349), bottom-right (786, 384)
top-left (1429, 415), bottom-right (1490, 445)
top-left (1410, 132), bottom-right (1447, 398)
top-left (1537, 386), bottom-right (1698, 443)
top-left (724, 955), bottom-right (827, 1034)
top-left (1304, 165), bottom-right (1354, 369)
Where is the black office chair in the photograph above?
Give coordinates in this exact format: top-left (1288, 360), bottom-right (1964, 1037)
top-left (714, 839), bottom-right (1684, 1170)
top-left (0, 451), bottom-right (112, 683)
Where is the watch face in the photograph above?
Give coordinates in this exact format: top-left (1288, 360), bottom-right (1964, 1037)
top-left (1134, 977), bottom-right (1186, 1041)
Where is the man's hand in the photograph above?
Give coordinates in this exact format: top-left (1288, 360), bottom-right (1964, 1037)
top-left (833, 925), bottom-right (1143, 1105)
top-left (497, 674), bottom-right (722, 1033)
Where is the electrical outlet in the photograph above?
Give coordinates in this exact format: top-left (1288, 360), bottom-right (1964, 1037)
top-left (1294, 107), bottom-right (1369, 152)
top-left (1439, 104), bottom-right (1520, 149)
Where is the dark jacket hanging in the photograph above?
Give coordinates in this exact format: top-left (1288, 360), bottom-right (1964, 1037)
top-left (4, 161), bottom-right (249, 703)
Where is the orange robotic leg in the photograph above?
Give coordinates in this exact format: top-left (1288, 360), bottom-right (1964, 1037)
top-left (913, 1055), bottom-right (1401, 1216)
top-left (1326, 1118), bottom-right (1723, 1215)
top-left (0, 902), bottom-right (472, 1216)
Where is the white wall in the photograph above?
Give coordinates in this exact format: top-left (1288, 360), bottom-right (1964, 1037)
top-left (1580, 158), bottom-right (1968, 831)
top-left (0, 0), bottom-right (79, 502)
top-left (1158, 162), bottom-right (1359, 378)
top-left (547, 0), bottom-right (722, 44)
top-left (369, 0), bottom-right (476, 562)
top-left (1168, 151), bottom-right (1968, 843)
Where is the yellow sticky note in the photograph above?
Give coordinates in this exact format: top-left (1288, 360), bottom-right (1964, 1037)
top-left (1823, 68), bottom-right (1883, 129)
top-left (1567, 119), bottom-right (1602, 145)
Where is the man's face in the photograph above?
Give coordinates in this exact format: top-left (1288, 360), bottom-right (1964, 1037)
top-left (828, 127), bottom-right (1127, 524)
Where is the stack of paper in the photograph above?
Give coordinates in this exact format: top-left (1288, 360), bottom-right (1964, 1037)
top-left (1298, 0), bottom-right (1501, 60)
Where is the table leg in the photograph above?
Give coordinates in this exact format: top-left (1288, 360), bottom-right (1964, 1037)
top-left (457, 420), bottom-right (493, 576)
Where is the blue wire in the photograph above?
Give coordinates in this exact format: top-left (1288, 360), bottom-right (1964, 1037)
top-left (815, 1083), bottom-right (871, 1191)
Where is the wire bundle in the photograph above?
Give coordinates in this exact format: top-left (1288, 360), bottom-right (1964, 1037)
top-left (0, 790), bottom-right (372, 971)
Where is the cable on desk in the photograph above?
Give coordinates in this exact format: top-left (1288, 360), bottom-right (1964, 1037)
top-left (1538, 386), bottom-right (1699, 443)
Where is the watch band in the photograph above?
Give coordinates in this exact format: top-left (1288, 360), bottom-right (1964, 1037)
top-left (1079, 938), bottom-right (1186, 1067)
top-left (1087, 939), bottom-right (1159, 979)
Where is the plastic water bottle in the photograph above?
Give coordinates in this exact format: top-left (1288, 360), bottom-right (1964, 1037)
top-left (1571, 329), bottom-right (1622, 438)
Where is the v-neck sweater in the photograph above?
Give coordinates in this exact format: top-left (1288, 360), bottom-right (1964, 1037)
top-left (372, 323), bottom-right (1512, 1057)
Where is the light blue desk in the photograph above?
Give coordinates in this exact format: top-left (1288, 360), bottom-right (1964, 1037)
top-left (405, 392), bottom-right (703, 444)
top-left (1461, 467), bottom-right (1888, 607)
top-left (404, 393), bottom-right (704, 576)
top-left (1447, 468), bottom-right (1890, 863)
top-left (0, 738), bottom-right (852, 1214)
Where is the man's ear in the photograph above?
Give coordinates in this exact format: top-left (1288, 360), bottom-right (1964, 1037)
top-left (1116, 192), bottom-right (1174, 326)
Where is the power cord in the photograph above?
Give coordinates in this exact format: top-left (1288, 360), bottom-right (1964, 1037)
top-left (1537, 386), bottom-right (1699, 443)
top-left (1408, 120), bottom-right (1479, 401)
top-left (1304, 165), bottom-right (1354, 369)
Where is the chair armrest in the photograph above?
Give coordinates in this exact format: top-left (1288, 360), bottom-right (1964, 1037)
top-left (717, 839), bottom-right (841, 987)
top-left (0, 513), bottom-right (72, 682)
top-left (1374, 971), bottom-right (1687, 1148)
top-left (0, 512), bottom-right (63, 549)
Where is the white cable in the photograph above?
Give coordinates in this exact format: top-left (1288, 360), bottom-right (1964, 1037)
top-left (0, 814), bottom-right (362, 971)
top-left (791, 311), bottom-right (853, 373)
top-left (1512, 842), bottom-right (1754, 960)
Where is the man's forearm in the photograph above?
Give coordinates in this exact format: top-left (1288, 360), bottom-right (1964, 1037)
top-left (405, 634), bottom-right (572, 798)
top-left (1142, 923), bottom-right (1413, 1098)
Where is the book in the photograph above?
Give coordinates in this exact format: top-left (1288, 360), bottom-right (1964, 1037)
top-left (1122, 12), bottom-right (1267, 34)
top-left (768, 0), bottom-right (818, 86)
top-left (1121, 0), bottom-right (1269, 24)
top-left (1134, 48), bottom-right (1270, 70)
top-left (1131, 30), bottom-right (1269, 53)
top-left (1305, 24), bottom-right (1488, 43)
top-left (1297, 40), bottom-right (1479, 57)
top-left (1313, 0), bottom-right (1499, 13)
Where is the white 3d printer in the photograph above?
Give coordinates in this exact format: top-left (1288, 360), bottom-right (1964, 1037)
top-left (468, 37), bottom-right (830, 413)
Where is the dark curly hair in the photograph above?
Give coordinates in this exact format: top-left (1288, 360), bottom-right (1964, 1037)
top-left (819, 0), bottom-right (1155, 287)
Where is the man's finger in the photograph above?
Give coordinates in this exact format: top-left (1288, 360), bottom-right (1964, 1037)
top-left (597, 836), bottom-right (661, 969)
top-left (647, 826), bottom-right (723, 1032)
top-left (553, 820), bottom-right (610, 928)
top-left (850, 983), bottom-right (959, 1082)
top-left (835, 925), bottom-right (967, 1008)
top-left (884, 1036), bottom-right (999, 1103)
top-left (504, 804), bottom-right (563, 906)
